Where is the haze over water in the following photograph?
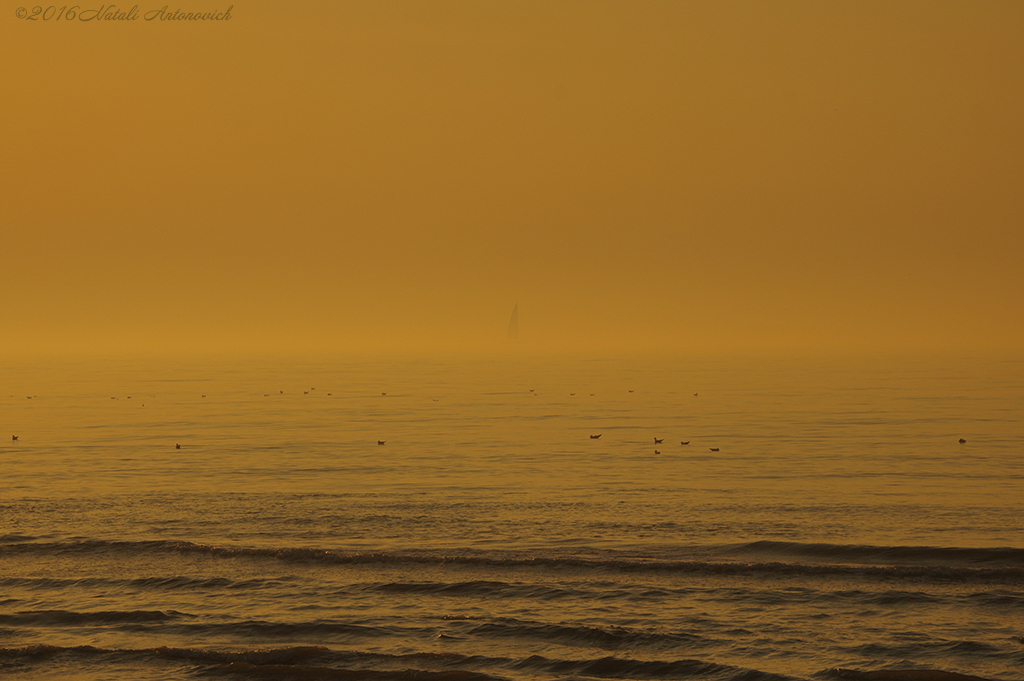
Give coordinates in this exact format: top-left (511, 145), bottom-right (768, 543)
top-left (2, 353), bottom-right (1022, 679)
top-left (2, 2), bottom-right (1022, 357)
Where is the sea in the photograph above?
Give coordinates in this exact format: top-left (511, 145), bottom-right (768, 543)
top-left (1, 352), bottom-right (1022, 681)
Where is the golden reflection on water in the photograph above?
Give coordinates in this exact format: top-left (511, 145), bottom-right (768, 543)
top-left (2, 353), bottom-right (1021, 548)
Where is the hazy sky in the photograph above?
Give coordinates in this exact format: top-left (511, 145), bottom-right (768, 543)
top-left (2, 1), bottom-right (1022, 355)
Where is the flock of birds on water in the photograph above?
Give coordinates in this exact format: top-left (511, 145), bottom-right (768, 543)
top-left (8, 389), bottom-right (972, 451)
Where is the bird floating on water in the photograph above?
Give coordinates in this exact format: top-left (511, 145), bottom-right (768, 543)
top-left (12, 435), bottom-right (18, 441)
top-left (381, 392), bottom-right (387, 396)
top-left (681, 441), bottom-right (689, 445)
top-left (654, 450), bottom-right (660, 455)
top-left (590, 434), bottom-right (601, 439)
top-left (175, 443), bottom-right (181, 449)
top-left (377, 440), bottom-right (386, 445)
top-left (710, 447), bottom-right (719, 452)
top-left (654, 438), bottom-right (663, 444)
top-left (959, 438), bottom-right (966, 443)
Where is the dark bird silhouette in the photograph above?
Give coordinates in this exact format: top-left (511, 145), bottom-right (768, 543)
top-left (681, 441), bottom-right (689, 445)
top-left (377, 440), bottom-right (386, 445)
top-left (202, 394), bottom-right (206, 398)
top-left (175, 443), bottom-right (181, 449)
top-left (654, 438), bottom-right (663, 444)
top-left (959, 438), bottom-right (966, 443)
top-left (328, 393), bottom-right (333, 396)
top-left (710, 447), bottom-right (719, 452)
top-left (694, 393), bottom-right (698, 397)
top-left (590, 434), bottom-right (602, 439)
top-left (529, 389), bottom-right (535, 392)
top-left (654, 450), bottom-right (660, 454)
top-left (12, 435), bottom-right (18, 441)
top-left (570, 393), bottom-right (575, 396)
top-left (264, 394), bottom-right (269, 397)
top-left (590, 393), bottom-right (595, 396)
top-left (628, 390), bottom-right (634, 393)
top-left (382, 392), bottom-right (387, 396)
top-left (304, 391), bottom-right (309, 395)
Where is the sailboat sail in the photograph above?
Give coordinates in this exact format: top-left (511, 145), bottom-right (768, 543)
top-left (508, 303), bottom-right (519, 340)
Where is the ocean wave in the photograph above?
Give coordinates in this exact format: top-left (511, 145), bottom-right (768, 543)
top-left (507, 654), bottom-right (799, 680)
top-left (0, 573), bottom-right (679, 606)
top-left (0, 609), bottom-right (191, 626)
top-left (828, 668), bottom-right (995, 681)
top-left (0, 575), bottom-right (295, 591)
top-left (964, 590), bottom-right (1024, 607)
top-left (843, 640), bottom-right (1003, 658)
top-left (0, 612), bottom-right (402, 639)
top-left (193, 662), bottom-right (504, 680)
top-left (165, 620), bottom-right (406, 640)
top-left (2, 539), bottom-right (1021, 583)
top-left (0, 645), bottom-right (801, 680)
top-left (371, 580), bottom-right (582, 600)
top-left (467, 620), bottom-right (710, 651)
top-left (727, 541), bottom-right (1024, 567)
top-left (0, 644), bottom-right (333, 665)
top-left (0, 611), bottom-right (706, 649)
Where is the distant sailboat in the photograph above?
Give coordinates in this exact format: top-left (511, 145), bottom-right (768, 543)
top-left (508, 303), bottom-right (519, 341)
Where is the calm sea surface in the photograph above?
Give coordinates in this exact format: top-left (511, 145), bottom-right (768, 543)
top-left (1, 353), bottom-right (1022, 680)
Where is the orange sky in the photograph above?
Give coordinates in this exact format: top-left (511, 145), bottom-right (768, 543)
top-left (2, 1), bottom-right (1022, 355)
